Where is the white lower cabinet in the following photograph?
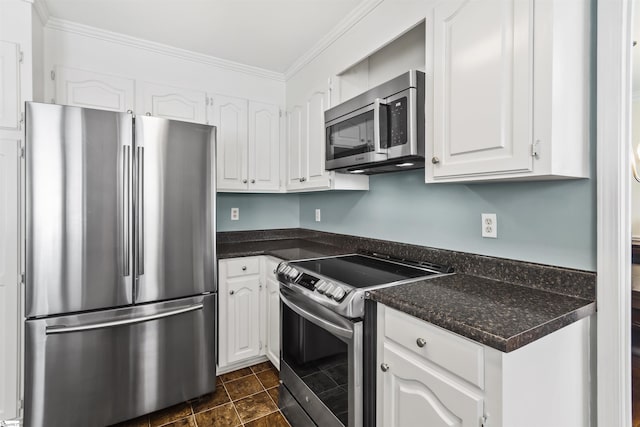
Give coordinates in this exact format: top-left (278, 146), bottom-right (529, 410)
top-left (262, 256), bottom-right (281, 370)
top-left (218, 256), bottom-right (282, 371)
top-left (377, 305), bottom-right (592, 427)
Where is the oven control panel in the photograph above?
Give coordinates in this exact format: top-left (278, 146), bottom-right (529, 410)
top-left (277, 263), bottom-right (348, 303)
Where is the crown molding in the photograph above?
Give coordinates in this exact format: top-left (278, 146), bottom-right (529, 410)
top-left (46, 17), bottom-right (286, 82)
top-left (32, 0), bottom-right (50, 25)
top-left (284, 0), bottom-right (384, 81)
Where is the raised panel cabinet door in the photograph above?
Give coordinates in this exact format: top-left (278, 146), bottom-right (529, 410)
top-left (264, 259), bottom-right (281, 370)
top-left (286, 106), bottom-right (305, 190)
top-left (55, 66), bottom-right (135, 112)
top-left (211, 95), bottom-right (248, 191)
top-left (431, 0), bottom-right (533, 179)
top-left (380, 342), bottom-right (484, 427)
top-left (0, 41), bottom-right (19, 129)
top-left (227, 275), bottom-right (262, 364)
top-left (248, 101), bottom-right (280, 191)
top-left (0, 139), bottom-right (19, 421)
top-left (139, 82), bottom-right (207, 124)
top-left (305, 91), bottom-right (330, 188)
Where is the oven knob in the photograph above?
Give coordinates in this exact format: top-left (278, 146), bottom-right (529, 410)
top-left (317, 282), bottom-right (330, 294)
top-left (331, 287), bottom-right (347, 302)
top-left (323, 283), bottom-right (335, 296)
top-left (288, 268), bottom-right (299, 278)
top-left (314, 280), bottom-right (325, 290)
top-left (277, 264), bottom-right (287, 273)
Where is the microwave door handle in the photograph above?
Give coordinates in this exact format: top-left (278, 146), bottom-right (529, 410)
top-left (373, 98), bottom-right (388, 155)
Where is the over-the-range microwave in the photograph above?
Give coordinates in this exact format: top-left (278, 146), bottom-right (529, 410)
top-left (324, 70), bottom-right (425, 174)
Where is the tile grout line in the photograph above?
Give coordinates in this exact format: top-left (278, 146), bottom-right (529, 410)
top-left (228, 379), bottom-right (246, 427)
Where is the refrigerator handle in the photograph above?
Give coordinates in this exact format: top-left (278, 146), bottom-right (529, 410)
top-left (136, 146), bottom-right (145, 275)
top-left (45, 303), bottom-right (204, 334)
top-left (123, 145), bottom-right (130, 277)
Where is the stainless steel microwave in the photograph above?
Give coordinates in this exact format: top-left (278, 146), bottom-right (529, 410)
top-left (325, 70), bottom-right (425, 174)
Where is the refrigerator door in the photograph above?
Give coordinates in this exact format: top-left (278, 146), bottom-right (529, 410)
top-left (134, 116), bottom-right (215, 303)
top-left (25, 102), bottom-right (134, 318)
top-left (24, 294), bottom-right (217, 427)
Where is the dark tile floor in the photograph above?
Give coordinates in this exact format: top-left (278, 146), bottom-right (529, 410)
top-left (113, 361), bottom-right (289, 427)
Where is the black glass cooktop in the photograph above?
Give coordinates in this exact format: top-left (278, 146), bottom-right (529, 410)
top-left (290, 254), bottom-right (439, 289)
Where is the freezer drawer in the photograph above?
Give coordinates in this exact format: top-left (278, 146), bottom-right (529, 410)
top-left (24, 294), bottom-right (216, 427)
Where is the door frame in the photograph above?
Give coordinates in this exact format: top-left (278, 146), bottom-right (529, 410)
top-left (597, 0), bottom-right (633, 426)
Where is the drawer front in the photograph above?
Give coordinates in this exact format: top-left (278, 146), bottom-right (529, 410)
top-left (384, 307), bottom-right (484, 389)
top-left (223, 257), bottom-right (260, 278)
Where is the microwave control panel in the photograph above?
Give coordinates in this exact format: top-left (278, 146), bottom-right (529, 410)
top-left (388, 96), bottom-right (407, 147)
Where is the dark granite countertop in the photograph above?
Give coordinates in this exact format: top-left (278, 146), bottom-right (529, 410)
top-left (367, 273), bottom-right (596, 352)
top-left (217, 238), bottom-right (351, 261)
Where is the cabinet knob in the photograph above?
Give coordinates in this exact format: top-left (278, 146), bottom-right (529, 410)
top-left (380, 363), bottom-right (389, 372)
top-left (416, 338), bottom-right (427, 348)
top-left (273, 269), bottom-right (277, 274)
top-left (431, 157), bottom-right (440, 164)
top-left (229, 290), bottom-right (235, 295)
top-left (301, 177), bottom-right (306, 182)
top-left (145, 112), bottom-right (151, 116)
top-left (251, 179), bottom-right (255, 184)
top-left (243, 179), bottom-right (247, 184)
top-left (242, 266), bottom-right (247, 271)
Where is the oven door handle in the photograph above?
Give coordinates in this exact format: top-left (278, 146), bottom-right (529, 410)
top-left (280, 289), bottom-right (354, 340)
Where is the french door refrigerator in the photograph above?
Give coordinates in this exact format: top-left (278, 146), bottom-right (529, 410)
top-left (23, 102), bottom-right (217, 427)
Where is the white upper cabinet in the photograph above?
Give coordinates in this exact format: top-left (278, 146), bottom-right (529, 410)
top-left (0, 41), bottom-right (20, 129)
top-left (248, 102), bottom-right (280, 191)
top-left (138, 82), bottom-right (207, 124)
top-left (54, 66), bottom-right (135, 112)
top-left (211, 95), bottom-right (249, 191)
top-left (426, 0), bottom-right (590, 182)
top-left (211, 95), bottom-right (281, 192)
top-left (286, 91), bottom-right (368, 192)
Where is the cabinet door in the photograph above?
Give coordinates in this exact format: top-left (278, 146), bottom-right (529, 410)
top-left (55, 66), bottom-right (135, 112)
top-left (211, 95), bottom-right (248, 191)
top-left (380, 343), bottom-right (484, 427)
top-left (139, 82), bottom-right (206, 124)
top-left (430, 0), bottom-right (533, 179)
top-left (0, 139), bottom-right (19, 421)
top-left (248, 101), bottom-right (280, 191)
top-left (226, 275), bottom-right (262, 364)
top-left (263, 258), bottom-right (281, 370)
top-left (286, 106), bottom-right (306, 190)
top-left (0, 41), bottom-right (20, 129)
top-left (305, 91), bottom-right (330, 189)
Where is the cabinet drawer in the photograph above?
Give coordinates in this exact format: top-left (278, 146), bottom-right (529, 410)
top-left (222, 257), bottom-right (260, 278)
top-left (384, 307), bottom-right (484, 389)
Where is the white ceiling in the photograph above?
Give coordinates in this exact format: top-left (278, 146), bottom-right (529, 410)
top-left (44, 0), bottom-right (364, 74)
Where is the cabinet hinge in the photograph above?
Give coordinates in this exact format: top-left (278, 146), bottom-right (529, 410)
top-left (259, 341), bottom-right (263, 350)
top-left (19, 112), bottom-right (24, 130)
top-left (279, 109), bottom-right (282, 118)
top-left (20, 273), bottom-right (25, 284)
top-left (19, 146), bottom-right (24, 159)
top-left (530, 140), bottom-right (539, 158)
top-left (19, 399), bottom-right (24, 409)
top-left (205, 97), bottom-right (209, 106)
top-left (481, 415), bottom-right (488, 427)
top-left (50, 70), bottom-right (55, 80)
top-left (18, 51), bottom-right (24, 63)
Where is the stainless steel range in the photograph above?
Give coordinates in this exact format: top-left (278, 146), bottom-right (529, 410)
top-left (277, 253), bottom-right (452, 427)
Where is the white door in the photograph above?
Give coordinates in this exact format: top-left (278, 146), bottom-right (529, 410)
top-left (226, 275), bottom-right (262, 364)
top-left (286, 106), bottom-right (305, 190)
top-left (0, 139), bottom-right (20, 421)
top-left (139, 82), bottom-right (206, 124)
top-left (54, 66), bottom-right (135, 112)
top-left (380, 343), bottom-right (484, 427)
top-left (0, 41), bottom-right (19, 129)
top-left (211, 95), bottom-right (248, 191)
top-left (305, 91), bottom-right (330, 189)
top-left (430, 0), bottom-right (533, 179)
top-left (263, 258), bottom-right (281, 369)
top-left (248, 101), bottom-right (280, 191)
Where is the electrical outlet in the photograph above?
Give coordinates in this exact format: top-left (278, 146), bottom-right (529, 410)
top-left (315, 209), bottom-right (321, 222)
top-left (231, 207), bottom-right (239, 221)
top-left (481, 213), bottom-right (497, 238)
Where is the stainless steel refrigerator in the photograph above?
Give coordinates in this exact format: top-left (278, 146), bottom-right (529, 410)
top-left (23, 102), bottom-right (217, 427)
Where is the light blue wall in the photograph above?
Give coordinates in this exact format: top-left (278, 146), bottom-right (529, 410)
top-left (299, 170), bottom-right (596, 271)
top-left (216, 193), bottom-right (300, 231)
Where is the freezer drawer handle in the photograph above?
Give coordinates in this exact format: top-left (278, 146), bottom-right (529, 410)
top-left (44, 303), bottom-right (204, 335)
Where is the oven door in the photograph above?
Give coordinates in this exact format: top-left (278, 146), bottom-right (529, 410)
top-left (279, 287), bottom-right (362, 427)
top-left (325, 100), bottom-right (388, 171)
